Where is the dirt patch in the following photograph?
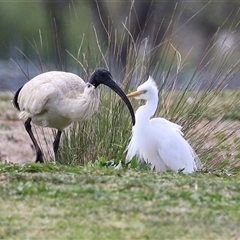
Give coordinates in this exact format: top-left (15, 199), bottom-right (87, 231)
top-left (0, 92), bottom-right (54, 163)
top-left (0, 119), bottom-right (55, 163)
top-left (0, 119), bottom-right (33, 163)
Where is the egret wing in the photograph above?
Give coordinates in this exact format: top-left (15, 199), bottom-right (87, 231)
top-left (152, 117), bottom-right (184, 135)
top-left (150, 118), bottom-right (198, 173)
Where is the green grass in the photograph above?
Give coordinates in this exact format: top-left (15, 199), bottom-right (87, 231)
top-left (0, 163), bottom-right (240, 240)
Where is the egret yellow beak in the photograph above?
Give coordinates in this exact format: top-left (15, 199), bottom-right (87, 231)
top-left (127, 90), bottom-right (146, 98)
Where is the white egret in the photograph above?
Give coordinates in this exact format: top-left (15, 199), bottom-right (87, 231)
top-left (13, 68), bottom-right (135, 163)
top-left (126, 76), bottom-right (200, 173)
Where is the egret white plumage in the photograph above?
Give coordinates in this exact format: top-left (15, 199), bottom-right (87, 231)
top-left (126, 76), bottom-right (200, 173)
top-left (13, 68), bottom-right (135, 163)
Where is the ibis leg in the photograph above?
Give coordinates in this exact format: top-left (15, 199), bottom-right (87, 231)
top-left (53, 130), bottom-right (62, 162)
top-left (24, 118), bottom-right (44, 163)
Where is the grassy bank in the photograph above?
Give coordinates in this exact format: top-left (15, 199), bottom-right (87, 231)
top-left (0, 163), bottom-right (240, 239)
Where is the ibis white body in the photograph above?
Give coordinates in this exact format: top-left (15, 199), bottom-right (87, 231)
top-left (18, 71), bottom-right (99, 130)
top-left (126, 76), bottom-right (200, 173)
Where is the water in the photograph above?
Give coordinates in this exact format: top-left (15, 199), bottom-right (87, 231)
top-left (1, 60), bottom-right (240, 92)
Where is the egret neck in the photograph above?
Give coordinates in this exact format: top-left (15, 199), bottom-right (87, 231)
top-left (135, 96), bottom-right (158, 128)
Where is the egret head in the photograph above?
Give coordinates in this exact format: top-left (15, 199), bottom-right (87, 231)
top-left (89, 67), bottom-right (135, 125)
top-left (127, 76), bottom-right (158, 101)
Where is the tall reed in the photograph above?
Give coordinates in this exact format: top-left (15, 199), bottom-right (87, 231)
top-left (11, 3), bottom-right (240, 171)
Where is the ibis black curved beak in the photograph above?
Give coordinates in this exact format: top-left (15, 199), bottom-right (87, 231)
top-left (103, 78), bottom-right (136, 126)
top-left (89, 67), bottom-right (135, 125)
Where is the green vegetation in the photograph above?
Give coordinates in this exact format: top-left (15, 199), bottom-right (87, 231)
top-left (0, 163), bottom-right (240, 239)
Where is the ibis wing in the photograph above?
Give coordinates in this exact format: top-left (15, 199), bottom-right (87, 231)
top-left (17, 71), bottom-right (86, 117)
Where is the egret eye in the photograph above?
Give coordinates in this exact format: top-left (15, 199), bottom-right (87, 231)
top-left (139, 90), bottom-right (147, 94)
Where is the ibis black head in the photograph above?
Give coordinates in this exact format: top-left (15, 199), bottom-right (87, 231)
top-left (89, 67), bottom-right (113, 88)
top-left (89, 68), bottom-right (135, 125)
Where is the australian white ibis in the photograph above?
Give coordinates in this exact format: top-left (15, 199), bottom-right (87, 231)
top-left (13, 67), bottom-right (135, 163)
top-left (125, 76), bottom-right (200, 173)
